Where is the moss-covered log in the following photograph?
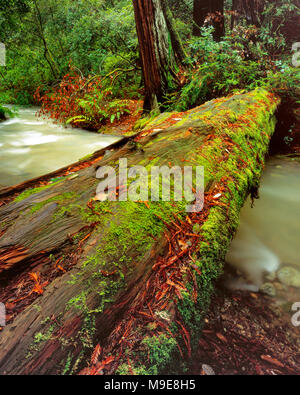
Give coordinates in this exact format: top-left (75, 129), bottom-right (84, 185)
top-left (0, 89), bottom-right (280, 375)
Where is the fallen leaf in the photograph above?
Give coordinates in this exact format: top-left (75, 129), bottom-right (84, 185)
top-left (260, 355), bottom-right (284, 368)
top-left (216, 333), bottom-right (228, 343)
top-left (91, 344), bottom-right (102, 365)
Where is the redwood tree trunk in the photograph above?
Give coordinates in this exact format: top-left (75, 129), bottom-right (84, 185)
top-left (133, 0), bottom-right (176, 111)
top-left (193, 0), bottom-right (224, 41)
top-left (211, 0), bottom-right (225, 41)
top-left (193, 0), bottom-right (210, 36)
top-left (161, 1), bottom-right (187, 63)
top-left (231, 0), bottom-right (264, 28)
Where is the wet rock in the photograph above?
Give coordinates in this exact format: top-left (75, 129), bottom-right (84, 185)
top-left (265, 272), bottom-right (276, 282)
top-left (260, 282), bottom-right (276, 297)
top-left (277, 266), bottom-right (300, 288)
top-left (201, 364), bottom-right (215, 375)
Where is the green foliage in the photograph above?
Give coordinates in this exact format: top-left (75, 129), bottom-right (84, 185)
top-left (67, 92), bottom-right (131, 128)
top-left (172, 25), bottom-right (299, 111)
top-left (263, 66), bottom-right (300, 102)
top-left (0, 0), bottom-right (139, 104)
top-left (13, 180), bottom-right (63, 203)
top-left (140, 334), bottom-right (177, 375)
top-left (1, 0), bottom-right (298, 113)
top-left (0, 103), bottom-right (18, 119)
top-left (35, 68), bottom-right (135, 130)
top-left (115, 333), bottom-right (178, 375)
top-left (172, 28), bottom-right (263, 110)
top-left (256, 0), bottom-right (299, 54)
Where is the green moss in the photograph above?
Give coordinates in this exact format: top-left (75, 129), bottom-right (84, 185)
top-left (53, 200), bottom-right (111, 223)
top-left (78, 315), bottom-right (96, 350)
top-left (62, 353), bottom-right (73, 375)
top-left (30, 192), bottom-right (76, 214)
top-left (67, 198), bottom-right (187, 316)
top-left (133, 110), bottom-right (162, 132)
top-left (172, 89), bottom-right (280, 365)
top-left (28, 325), bottom-right (56, 354)
top-left (116, 334), bottom-right (177, 375)
top-left (0, 221), bottom-right (8, 231)
top-left (141, 334), bottom-right (177, 375)
top-left (13, 180), bottom-right (64, 203)
top-left (33, 327), bottom-right (55, 344)
top-left (79, 153), bottom-right (93, 161)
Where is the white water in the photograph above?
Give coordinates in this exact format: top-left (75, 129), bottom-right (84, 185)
top-left (226, 157), bottom-right (300, 289)
top-left (0, 107), bottom-right (120, 186)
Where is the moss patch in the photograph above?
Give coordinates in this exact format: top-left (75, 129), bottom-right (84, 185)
top-left (13, 180), bottom-right (64, 203)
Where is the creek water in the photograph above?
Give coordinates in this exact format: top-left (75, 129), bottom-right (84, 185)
top-left (226, 156), bottom-right (300, 292)
top-left (0, 107), bottom-right (120, 187)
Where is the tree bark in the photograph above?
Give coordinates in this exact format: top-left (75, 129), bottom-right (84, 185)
top-left (161, 1), bottom-right (187, 63)
top-left (211, 0), bottom-right (225, 41)
top-left (231, 0), bottom-right (264, 28)
top-left (32, 0), bottom-right (60, 79)
top-left (193, 0), bottom-right (210, 36)
top-left (0, 89), bottom-right (280, 375)
top-left (132, 0), bottom-right (177, 111)
top-left (193, 0), bottom-right (224, 41)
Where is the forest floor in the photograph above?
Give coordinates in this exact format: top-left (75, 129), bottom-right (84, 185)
top-left (98, 100), bottom-right (143, 136)
top-left (189, 265), bottom-right (300, 375)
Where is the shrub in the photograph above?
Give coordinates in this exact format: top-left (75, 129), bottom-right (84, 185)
top-left (171, 26), bottom-right (299, 112)
top-left (172, 27), bottom-right (266, 111)
top-left (0, 103), bottom-right (17, 119)
top-left (35, 68), bottom-right (132, 130)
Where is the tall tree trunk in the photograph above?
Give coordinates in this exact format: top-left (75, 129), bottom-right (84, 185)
top-left (161, 1), bottom-right (187, 64)
top-left (210, 0), bottom-right (225, 41)
top-left (231, 0), bottom-right (264, 28)
top-left (193, 0), bottom-right (224, 41)
top-left (33, 0), bottom-right (59, 79)
top-left (231, 0), bottom-right (238, 30)
top-left (132, 0), bottom-right (177, 111)
top-left (193, 0), bottom-right (210, 36)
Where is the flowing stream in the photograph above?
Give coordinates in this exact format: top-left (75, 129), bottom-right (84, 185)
top-left (0, 107), bottom-right (120, 187)
top-left (226, 156), bottom-right (300, 293)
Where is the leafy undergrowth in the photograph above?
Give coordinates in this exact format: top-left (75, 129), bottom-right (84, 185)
top-left (34, 67), bottom-right (142, 132)
top-left (0, 104), bottom-right (18, 120)
top-left (169, 27), bottom-right (300, 112)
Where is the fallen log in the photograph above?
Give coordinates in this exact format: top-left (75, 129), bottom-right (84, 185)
top-left (0, 89), bottom-right (280, 375)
